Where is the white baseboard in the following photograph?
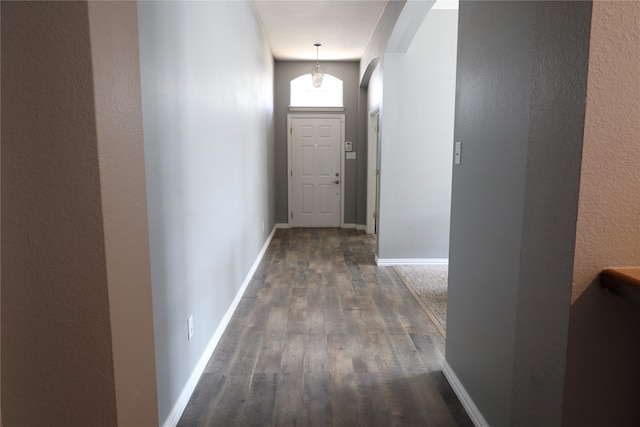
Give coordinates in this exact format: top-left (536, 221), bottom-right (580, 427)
top-left (161, 225), bottom-right (279, 427)
top-left (376, 258), bottom-right (449, 266)
top-left (442, 359), bottom-right (489, 427)
top-left (344, 223), bottom-right (366, 230)
top-left (278, 223), bottom-right (365, 231)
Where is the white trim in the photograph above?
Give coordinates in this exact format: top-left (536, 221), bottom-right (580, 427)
top-left (289, 107), bottom-right (344, 112)
top-left (342, 222), bottom-right (367, 230)
top-left (161, 225), bottom-right (279, 427)
top-left (339, 223), bottom-right (367, 230)
top-left (275, 222), bottom-right (290, 229)
top-left (442, 359), bottom-right (490, 427)
top-left (432, 0), bottom-right (459, 11)
top-left (376, 258), bottom-right (449, 266)
top-left (287, 114), bottom-right (345, 228)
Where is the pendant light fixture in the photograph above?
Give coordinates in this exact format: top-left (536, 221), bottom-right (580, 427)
top-left (311, 43), bottom-right (325, 88)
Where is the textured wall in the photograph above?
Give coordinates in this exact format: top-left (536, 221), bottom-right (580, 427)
top-left (570, 1), bottom-right (640, 301)
top-left (1, 2), bottom-right (117, 424)
top-left (137, 2), bottom-right (275, 423)
top-left (563, 2), bottom-right (640, 425)
top-left (87, 2), bottom-right (158, 425)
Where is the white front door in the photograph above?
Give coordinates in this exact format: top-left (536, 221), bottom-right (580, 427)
top-left (289, 117), bottom-right (342, 227)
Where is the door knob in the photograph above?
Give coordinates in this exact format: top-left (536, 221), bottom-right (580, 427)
top-left (334, 180), bottom-right (340, 184)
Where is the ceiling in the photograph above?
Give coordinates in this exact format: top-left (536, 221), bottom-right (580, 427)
top-left (250, 0), bottom-right (390, 61)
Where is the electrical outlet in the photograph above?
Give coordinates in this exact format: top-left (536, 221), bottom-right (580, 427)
top-left (187, 315), bottom-right (194, 340)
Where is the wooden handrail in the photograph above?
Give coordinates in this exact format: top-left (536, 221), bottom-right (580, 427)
top-left (599, 268), bottom-right (640, 307)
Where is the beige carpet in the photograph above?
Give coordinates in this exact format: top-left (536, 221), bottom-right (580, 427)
top-left (394, 264), bottom-right (448, 337)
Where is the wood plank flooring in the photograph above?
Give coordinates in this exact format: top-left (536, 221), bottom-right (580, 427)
top-left (178, 228), bottom-right (473, 427)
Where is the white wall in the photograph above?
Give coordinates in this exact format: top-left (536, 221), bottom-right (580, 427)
top-left (359, 1), bottom-right (405, 84)
top-left (137, 2), bottom-right (275, 423)
top-left (377, 9), bottom-right (458, 260)
top-left (367, 63), bottom-right (383, 113)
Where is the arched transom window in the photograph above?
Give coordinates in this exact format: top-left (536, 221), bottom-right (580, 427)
top-left (290, 74), bottom-right (343, 108)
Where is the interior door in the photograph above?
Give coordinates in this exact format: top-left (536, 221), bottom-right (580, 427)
top-left (290, 117), bottom-right (342, 227)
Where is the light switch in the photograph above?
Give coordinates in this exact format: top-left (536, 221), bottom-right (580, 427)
top-left (346, 152), bottom-right (356, 160)
top-left (454, 141), bottom-right (461, 165)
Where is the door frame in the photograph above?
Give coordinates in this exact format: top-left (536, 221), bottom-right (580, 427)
top-left (366, 107), bottom-right (380, 234)
top-left (287, 114), bottom-right (345, 228)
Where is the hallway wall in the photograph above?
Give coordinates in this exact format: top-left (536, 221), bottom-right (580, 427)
top-left (136, 2), bottom-right (275, 423)
top-left (446, 2), bottom-right (591, 425)
top-left (377, 8), bottom-right (458, 260)
top-left (273, 61), bottom-right (361, 225)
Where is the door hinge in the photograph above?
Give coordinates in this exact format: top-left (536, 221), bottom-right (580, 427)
top-left (290, 127), bottom-right (293, 134)
top-left (290, 212), bottom-right (293, 219)
top-left (373, 212), bottom-right (378, 219)
top-left (375, 169), bottom-right (379, 176)
top-left (290, 169), bottom-right (293, 177)
top-left (375, 125), bottom-right (379, 132)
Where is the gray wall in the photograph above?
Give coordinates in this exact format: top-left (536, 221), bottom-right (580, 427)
top-left (137, 2), bottom-right (275, 423)
top-left (274, 61), bottom-right (362, 224)
top-left (510, 4), bottom-right (591, 425)
top-left (446, 2), bottom-right (591, 426)
top-left (377, 9), bottom-right (458, 260)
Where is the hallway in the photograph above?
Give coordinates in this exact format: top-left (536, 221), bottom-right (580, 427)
top-left (178, 228), bottom-right (472, 426)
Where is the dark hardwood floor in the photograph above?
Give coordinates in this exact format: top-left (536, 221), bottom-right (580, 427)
top-left (178, 228), bottom-right (473, 427)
